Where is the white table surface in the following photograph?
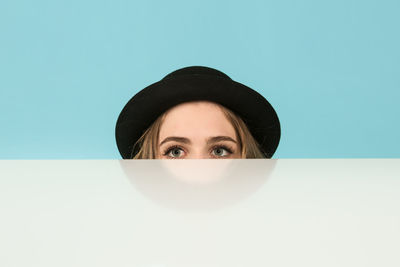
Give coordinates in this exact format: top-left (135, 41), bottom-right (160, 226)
top-left (1, 159), bottom-right (399, 267)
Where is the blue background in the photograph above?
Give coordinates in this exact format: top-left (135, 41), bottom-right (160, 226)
top-left (1, 0), bottom-right (399, 159)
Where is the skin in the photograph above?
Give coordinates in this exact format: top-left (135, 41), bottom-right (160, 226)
top-left (157, 101), bottom-right (241, 159)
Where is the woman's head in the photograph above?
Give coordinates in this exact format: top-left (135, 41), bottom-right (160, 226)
top-left (133, 101), bottom-right (265, 159)
top-left (116, 66), bottom-right (280, 159)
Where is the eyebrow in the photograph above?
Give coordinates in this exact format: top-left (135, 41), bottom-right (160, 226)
top-left (159, 136), bottom-right (237, 146)
top-left (206, 136), bottom-right (237, 145)
top-left (159, 136), bottom-right (191, 146)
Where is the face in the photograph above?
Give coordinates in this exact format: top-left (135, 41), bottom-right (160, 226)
top-left (157, 101), bottom-right (241, 159)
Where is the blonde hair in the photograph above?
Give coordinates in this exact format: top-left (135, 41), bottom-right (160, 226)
top-left (132, 104), bottom-right (266, 159)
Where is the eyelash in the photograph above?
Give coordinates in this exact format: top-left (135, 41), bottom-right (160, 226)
top-left (162, 144), bottom-right (234, 158)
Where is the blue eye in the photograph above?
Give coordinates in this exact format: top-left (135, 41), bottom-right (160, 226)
top-left (211, 147), bottom-right (231, 157)
top-left (166, 147), bottom-right (185, 158)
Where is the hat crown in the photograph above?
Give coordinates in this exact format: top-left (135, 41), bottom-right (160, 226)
top-left (162, 66), bottom-right (232, 81)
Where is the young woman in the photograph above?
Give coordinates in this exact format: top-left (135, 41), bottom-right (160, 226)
top-left (115, 66), bottom-right (280, 159)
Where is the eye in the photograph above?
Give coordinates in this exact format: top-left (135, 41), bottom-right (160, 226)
top-left (211, 146), bottom-right (232, 157)
top-left (164, 146), bottom-right (185, 158)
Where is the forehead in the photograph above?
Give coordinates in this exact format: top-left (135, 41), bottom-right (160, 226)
top-left (159, 101), bottom-right (236, 139)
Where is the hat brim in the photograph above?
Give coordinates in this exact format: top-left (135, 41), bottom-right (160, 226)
top-left (116, 74), bottom-right (280, 158)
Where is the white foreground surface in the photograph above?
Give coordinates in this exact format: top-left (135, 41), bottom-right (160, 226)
top-left (1, 159), bottom-right (399, 267)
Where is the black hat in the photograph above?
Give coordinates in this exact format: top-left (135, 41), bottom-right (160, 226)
top-left (116, 66), bottom-right (281, 158)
